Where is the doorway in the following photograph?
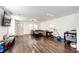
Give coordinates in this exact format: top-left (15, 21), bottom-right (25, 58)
top-left (15, 23), bottom-right (24, 35)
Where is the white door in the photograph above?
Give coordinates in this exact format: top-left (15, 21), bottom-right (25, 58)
top-left (16, 23), bottom-right (24, 35)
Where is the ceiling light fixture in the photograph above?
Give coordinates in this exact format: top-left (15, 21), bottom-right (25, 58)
top-left (30, 18), bottom-right (38, 22)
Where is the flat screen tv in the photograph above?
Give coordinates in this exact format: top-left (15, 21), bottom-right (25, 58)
top-left (1, 11), bottom-right (11, 26)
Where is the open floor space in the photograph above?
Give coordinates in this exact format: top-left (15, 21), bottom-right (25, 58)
top-left (6, 35), bottom-right (76, 53)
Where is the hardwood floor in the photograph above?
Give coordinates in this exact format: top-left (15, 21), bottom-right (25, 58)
top-left (6, 35), bottom-right (76, 53)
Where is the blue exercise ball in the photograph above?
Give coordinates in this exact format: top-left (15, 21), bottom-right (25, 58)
top-left (56, 36), bottom-right (62, 42)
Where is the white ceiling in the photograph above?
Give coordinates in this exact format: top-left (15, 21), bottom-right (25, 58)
top-left (4, 6), bottom-right (79, 22)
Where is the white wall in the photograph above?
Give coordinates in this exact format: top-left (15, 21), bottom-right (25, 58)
top-left (77, 11), bottom-right (79, 51)
top-left (40, 13), bottom-right (78, 38)
top-left (0, 8), bottom-right (9, 40)
top-left (15, 21), bottom-right (39, 35)
top-left (8, 18), bottom-right (15, 35)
